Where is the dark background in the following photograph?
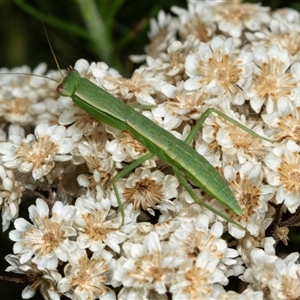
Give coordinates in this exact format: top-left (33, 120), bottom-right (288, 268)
top-left (0, 1), bottom-right (299, 299)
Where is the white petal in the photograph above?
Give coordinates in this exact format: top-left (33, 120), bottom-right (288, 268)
top-left (14, 218), bottom-right (32, 232)
top-left (19, 251), bottom-right (34, 264)
top-left (130, 244), bottom-right (145, 257)
top-left (284, 192), bottom-right (300, 213)
top-left (161, 84), bottom-right (179, 98)
top-left (286, 140), bottom-right (300, 152)
top-left (264, 152), bottom-right (281, 171)
top-left (266, 171), bottom-right (282, 186)
top-left (74, 59), bottom-right (90, 74)
top-left (277, 97), bottom-right (293, 115)
top-left (276, 186), bottom-right (287, 204)
top-left (224, 38), bottom-right (234, 55)
top-left (249, 97), bottom-right (264, 113)
top-left (184, 77), bottom-right (201, 91)
top-left (253, 46), bottom-right (269, 65)
top-left (21, 286), bottom-right (36, 299)
top-left (2, 178), bottom-right (13, 191)
top-left (185, 53), bottom-right (200, 76)
top-left (34, 123), bottom-right (49, 137)
top-left (199, 42), bottom-right (213, 61)
top-left (145, 232), bottom-right (161, 252)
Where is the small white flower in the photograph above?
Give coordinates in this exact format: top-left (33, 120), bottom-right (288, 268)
top-left (0, 166), bottom-right (25, 231)
top-left (170, 250), bottom-right (228, 299)
top-left (116, 168), bottom-right (178, 216)
top-left (169, 214), bottom-right (240, 274)
top-left (114, 232), bottom-right (174, 296)
top-left (5, 254), bottom-right (62, 300)
top-left (74, 196), bottom-right (128, 253)
top-left (9, 199), bottom-right (78, 270)
top-left (262, 96), bottom-right (300, 144)
top-left (143, 9), bottom-right (177, 59)
top-left (246, 44), bottom-right (300, 113)
top-left (211, 1), bottom-right (270, 38)
top-left (269, 252), bottom-right (300, 300)
top-left (171, 1), bottom-right (216, 41)
top-left (0, 124), bottom-right (73, 180)
top-left (246, 16), bottom-right (300, 58)
top-left (185, 37), bottom-right (253, 102)
top-left (264, 141), bottom-right (300, 213)
top-left (58, 249), bottom-right (117, 300)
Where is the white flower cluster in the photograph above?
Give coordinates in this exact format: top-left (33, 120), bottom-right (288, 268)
top-left (1, 0), bottom-right (300, 299)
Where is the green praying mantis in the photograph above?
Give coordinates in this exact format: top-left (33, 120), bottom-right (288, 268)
top-left (4, 26), bottom-right (273, 230)
top-left (56, 68), bottom-right (272, 229)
